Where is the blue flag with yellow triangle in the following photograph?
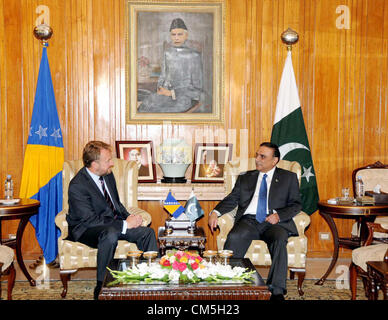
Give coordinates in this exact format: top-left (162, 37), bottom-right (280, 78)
top-left (19, 44), bottom-right (64, 263)
top-left (163, 191), bottom-right (185, 219)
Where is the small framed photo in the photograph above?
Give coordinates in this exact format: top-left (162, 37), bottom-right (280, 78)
top-left (115, 140), bottom-right (157, 183)
top-left (191, 143), bottom-right (233, 183)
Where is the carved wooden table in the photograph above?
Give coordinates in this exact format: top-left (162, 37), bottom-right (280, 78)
top-left (99, 258), bottom-right (271, 300)
top-left (158, 226), bottom-right (206, 256)
top-left (0, 199), bottom-right (40, 286)
top-left (367, 260), bottom-right (388, 300)
top-left (315, 200), bottom-right (388, 285)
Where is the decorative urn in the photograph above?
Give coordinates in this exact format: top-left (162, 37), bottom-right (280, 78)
top-left (157, 139), bottom-right (192, 183)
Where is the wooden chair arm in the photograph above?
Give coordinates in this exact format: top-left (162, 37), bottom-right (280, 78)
top-left (365, 222), bottom-right (388, 246)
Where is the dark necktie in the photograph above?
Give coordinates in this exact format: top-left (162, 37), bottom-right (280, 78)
top-left (256, 173), bottom-right (268, 223)
top-left (99, 176), bottom-right (115, 214)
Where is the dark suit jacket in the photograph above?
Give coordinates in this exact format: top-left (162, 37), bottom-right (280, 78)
top-left (66, 167), bottom-right (129, 242)
top-left (214, 167), bottom-right (302, 236)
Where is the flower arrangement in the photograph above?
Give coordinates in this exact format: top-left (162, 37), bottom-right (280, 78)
top-left (107, 250), bottom-right (255, 286)
top-left (159, 250), bottom-right (204, 283)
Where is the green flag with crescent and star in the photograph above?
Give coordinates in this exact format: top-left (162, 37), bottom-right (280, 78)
top-left (271, 51), bottom-right (319, 215)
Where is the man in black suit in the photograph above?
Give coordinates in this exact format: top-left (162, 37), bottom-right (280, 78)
top-left (208, 142), bottom-right (302, 300)
top-left (66, 141), bottom-right (158, 299)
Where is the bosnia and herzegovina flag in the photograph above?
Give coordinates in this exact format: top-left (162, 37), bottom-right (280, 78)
top-left (270, 51), bottom-right (319, 215)
top-left (19, 44), bottom-right (64, 264)
top-left (184, 191), bottom-right (204, 222)
top-left (163, 191), bottom-right (185, 219)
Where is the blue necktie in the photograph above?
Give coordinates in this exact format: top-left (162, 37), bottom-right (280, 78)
top-left (256, 173), bottom-right (268, 223)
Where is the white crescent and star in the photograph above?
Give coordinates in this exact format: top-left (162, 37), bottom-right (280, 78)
top-left (186, 203), bottom-right (197, 214)
top-left (279, 142), bottom-right (315, 183)
top-left (279, 142), bottom-right (310, 159)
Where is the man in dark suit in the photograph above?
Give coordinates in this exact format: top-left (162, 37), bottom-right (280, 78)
top-left (66, 141), bottom-right (158, 299)
top-left (208, 142), bottom-right (302, 300)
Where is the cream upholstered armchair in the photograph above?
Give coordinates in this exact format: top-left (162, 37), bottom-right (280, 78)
top-left (55, 158), bottom-right (152, 298)
top-left (351, 161), bottom-right (388, 240)
top-left (218, 158), bottom-right (311, 296)
top-left (0, 245), bottom-right (16, 300)
top-left (350, 222), bottom-right (388, 299)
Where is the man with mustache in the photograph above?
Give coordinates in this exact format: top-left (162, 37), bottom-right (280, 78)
top-left (208, 142), bottom-right (302, 301)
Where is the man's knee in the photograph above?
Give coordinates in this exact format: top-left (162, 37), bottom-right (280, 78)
top-left (99, 226), bottom-right (119, 247)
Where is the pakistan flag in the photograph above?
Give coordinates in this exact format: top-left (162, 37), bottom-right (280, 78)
top-left (271, 51), bottom-right (319, 215)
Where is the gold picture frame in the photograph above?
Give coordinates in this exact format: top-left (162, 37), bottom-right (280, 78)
top-left (191, 143), bottom-right (233, 183)
top-left (126, 0), bottom-right (225, 124)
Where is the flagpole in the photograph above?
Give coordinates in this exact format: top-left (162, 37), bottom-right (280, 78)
top-left (29, 23), bottom-right (59, 271)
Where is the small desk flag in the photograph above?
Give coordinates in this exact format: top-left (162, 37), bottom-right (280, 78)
top-left (184, 191), bottom-right (204, 222)
top-left (163, 191), bottom-right (185, 219)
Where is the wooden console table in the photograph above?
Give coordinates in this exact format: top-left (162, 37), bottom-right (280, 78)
top-left (138, 181), bottom-right (227, 201)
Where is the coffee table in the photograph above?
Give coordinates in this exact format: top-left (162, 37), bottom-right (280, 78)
top-left (99, 258), bottom-right (270, 300)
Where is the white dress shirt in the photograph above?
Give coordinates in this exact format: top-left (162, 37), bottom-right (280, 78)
top-left (211, 166), bottom-right (277, 219)
top-left (243, 166), bottom-right (276, 216)
top-left (86, 168), bottom-right (127, 233)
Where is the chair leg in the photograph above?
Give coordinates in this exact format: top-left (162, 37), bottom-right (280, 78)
top-left (349, 262), bottom-right (357, 300)
top-left (60, 271), bottom-right (72, 298)
top-left (7, 262), bottom-right (15, 300)
top-left (289, 269), bottom-right (305, 296)
top-left (296, 271), bottom-right (305, 296)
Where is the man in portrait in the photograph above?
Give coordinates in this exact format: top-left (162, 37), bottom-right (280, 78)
top-left (138, 17), bottom-right (204, 113)
top-left (127, 148), bottom-right (149, 177)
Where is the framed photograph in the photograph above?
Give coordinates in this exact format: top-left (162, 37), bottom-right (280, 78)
top-left (191, 143), bottom-right (233, 183)
top-left (115, 140), bottom-right (157, 183)
top-left (126, 0), bottom-right (225, 124)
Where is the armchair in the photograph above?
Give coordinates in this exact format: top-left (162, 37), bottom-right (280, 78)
top-left (351, 161), bottom-right (388, 240)
top-left (55, 158), bottom-right (152, 298)
top-left (0, 245), bottom-right (16, 300)
top-left (218, 158), bottom-right (311, 296)
top-left (350, 222), bottom-right (388, 299)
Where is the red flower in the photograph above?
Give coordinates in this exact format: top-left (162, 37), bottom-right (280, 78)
top-left (178, 262), bottom-right (187, 272)
top-left (191, 262), bottom-right (199, 270)
top-left (162, 260), bottom-right (171, 267)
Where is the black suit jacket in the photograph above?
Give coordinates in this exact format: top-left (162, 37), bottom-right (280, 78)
top-left (214, 167), bottom-right (302, 236)
top-left (66, 167), bottom-right (130, 242)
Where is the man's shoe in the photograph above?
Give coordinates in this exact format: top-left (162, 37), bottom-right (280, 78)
top-left (94, 281), bottom-right (102, 300)
top-left (270, 293), bottom-right (285, 301)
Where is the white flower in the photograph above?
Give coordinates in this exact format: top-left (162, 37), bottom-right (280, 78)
top-left (194, 268), bottom-right (210, 279)
top-left (182, 268), bottom-right (195, 279)
top-left (169, 270), bottom-right (180, 283)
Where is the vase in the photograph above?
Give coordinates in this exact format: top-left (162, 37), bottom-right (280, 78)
top-left (159, 163), bottom-right (190, 183)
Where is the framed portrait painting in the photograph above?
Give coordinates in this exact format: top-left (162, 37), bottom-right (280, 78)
top-left (126, 0), bottom-right (225, 124)
top-left (191, 143), bottom-right (233, 183)
top-left (115, 140), bottom-right (157, 183)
